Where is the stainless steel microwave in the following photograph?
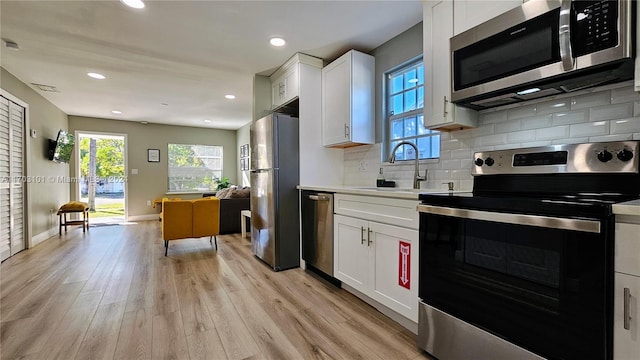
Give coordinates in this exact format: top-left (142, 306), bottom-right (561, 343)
top-left (451, 0), bottom-right (635, 110)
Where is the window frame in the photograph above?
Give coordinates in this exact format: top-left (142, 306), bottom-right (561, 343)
top-left (167, 143), bottom-right (223, 193)
top-left (383, 57), bottom-right (440, 163)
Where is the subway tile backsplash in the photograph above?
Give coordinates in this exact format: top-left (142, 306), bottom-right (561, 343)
top-left (343, 84), bottom-right (640, 191)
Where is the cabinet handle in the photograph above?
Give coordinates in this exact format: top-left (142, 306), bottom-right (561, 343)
top-left (443, 96), bottom-right (449, 116)
top-left (624, 287), bottom-right (631, 330)
top-left (367, 228), bottom-right (373, 246)
top-left (344, 123), bottom-right (350, 138)
top-left (361, 226), bottom-right (366, 245)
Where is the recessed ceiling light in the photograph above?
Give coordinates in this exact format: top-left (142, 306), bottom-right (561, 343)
top-left (270, 37), bottom-right (286, 47)
top-left (203, 119), bottom-right (212, 123)
top-left (87, 72), bottom-right (106, 80)
top-left (111, 110), bottom-right (122, 115)
top-left (225, 94), bottom-right (236, 100)
top-left (121, 0), bottom-right (145, 9)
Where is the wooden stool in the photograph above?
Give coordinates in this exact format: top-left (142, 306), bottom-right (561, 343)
top-left (57, 202), bottom-right (90, 236)
top-left (241, 210), bottom-right (251, 238)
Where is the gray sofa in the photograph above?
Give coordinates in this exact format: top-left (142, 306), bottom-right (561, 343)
top-left (203, 192), bottom-right (250, 234)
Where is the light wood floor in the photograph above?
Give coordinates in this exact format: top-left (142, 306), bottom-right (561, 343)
top-left (1, 220), bottom-right (434, 360)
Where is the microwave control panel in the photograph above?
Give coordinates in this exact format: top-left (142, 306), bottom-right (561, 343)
top-left (571, 0), bottom-right (618, 57)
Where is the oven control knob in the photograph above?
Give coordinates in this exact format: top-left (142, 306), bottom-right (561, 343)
top-left (485, 157), bottom-right (495, 166)
top-left (617, 149), bottom-right (634, 162)
top-left (597, 150), bottom-right (613, 162)
top-left (474, 158), bottom-right (484, 166)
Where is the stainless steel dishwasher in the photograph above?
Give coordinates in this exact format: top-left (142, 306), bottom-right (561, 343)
top-left (301, 191), bottom-right (334, 276)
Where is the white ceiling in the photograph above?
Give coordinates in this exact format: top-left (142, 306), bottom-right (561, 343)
top-left (0, 0), bottom-right (423, 130)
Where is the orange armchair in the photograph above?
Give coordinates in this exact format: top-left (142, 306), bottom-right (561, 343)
top-left (161, 197), bottom-right (220, 256)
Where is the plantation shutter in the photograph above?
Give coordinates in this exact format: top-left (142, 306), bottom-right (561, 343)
top-left (0, 95), bottom-right (26, 260)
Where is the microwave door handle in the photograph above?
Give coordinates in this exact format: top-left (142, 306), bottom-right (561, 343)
top-left (559, 0), bottom-right (574, 71)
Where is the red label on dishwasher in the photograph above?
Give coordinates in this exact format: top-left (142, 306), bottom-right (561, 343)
top-left (399, 241), bottom-right (411, 289)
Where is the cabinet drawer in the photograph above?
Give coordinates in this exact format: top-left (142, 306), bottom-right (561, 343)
top-left (616, 222), bottom-right (640, 276)
top-left (334, 194), bottom-right (419, 230)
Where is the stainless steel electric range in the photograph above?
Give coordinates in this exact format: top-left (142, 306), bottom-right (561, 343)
top-left (417, 141), bottom-right (640, 360)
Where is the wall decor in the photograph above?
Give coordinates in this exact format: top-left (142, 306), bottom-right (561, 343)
top-left (148, 148), bottom-right (160, 162)
top-left (240, 144), bottom-right (250, 170)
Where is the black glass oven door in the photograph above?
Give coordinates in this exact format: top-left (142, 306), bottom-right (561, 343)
top-left (419, 208), bottom-right (612, 360)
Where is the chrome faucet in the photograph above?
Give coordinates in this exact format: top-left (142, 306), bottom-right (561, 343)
top-left (388, 141), bottom-right (426, 189)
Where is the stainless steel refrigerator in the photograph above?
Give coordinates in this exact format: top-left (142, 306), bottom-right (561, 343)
top-left (249, 113), bottom-right (299, 271)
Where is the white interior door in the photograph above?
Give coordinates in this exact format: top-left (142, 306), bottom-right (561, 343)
top-left (0, 95), bottom-right (26, 260)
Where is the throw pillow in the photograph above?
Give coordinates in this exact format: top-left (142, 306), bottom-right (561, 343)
top-left (229, 187), bottom-right (250, 198)
top-left (215, 188), bottom-right (231, 199)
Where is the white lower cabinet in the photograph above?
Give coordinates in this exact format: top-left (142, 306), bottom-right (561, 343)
top-left (614, 272), bottom-right (640, 360)
top-left (614, 221), bottom-right (640, 359)
top-left (335, 215), bottom-right (370, 294)
top-left (334, 195), bottom-right (419, 323)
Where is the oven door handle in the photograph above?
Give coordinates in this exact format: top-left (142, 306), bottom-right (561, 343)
top-left (417, 205), bottom-right (601, 233)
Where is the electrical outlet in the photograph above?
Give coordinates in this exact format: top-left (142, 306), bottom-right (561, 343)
top-left (358, 160), bottom-right (368, 172)
top-left (146, 200), bottom-right (151, 206)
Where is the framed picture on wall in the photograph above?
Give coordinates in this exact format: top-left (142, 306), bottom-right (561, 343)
top-left (148, 149), bottom-right (160, 162)
top-left (240, 144), bottom-right (250, 170)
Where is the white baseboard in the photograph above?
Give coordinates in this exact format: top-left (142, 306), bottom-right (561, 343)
top-left (31, 227), bottom-right (58, 247)
top-left (127, 214), bottom-right (159, 222)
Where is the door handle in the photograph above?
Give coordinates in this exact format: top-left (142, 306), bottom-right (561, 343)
top-left (308, 195), bottom-right (330, 201)
top-left (417, 205), bottom-right (601, 233)
top-left (624, 287), bottom-right (632, 330)
top-left (559, 0), bottom-right (574, 71)
top-left (443, 96), bottom-right (449, 116)
top-left (361, 226), bottom-right (366, 244)
top-left (367, 228), bottom-right (373, 246)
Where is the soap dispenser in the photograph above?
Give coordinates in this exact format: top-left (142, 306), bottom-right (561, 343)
top-left (376, 168), bottom-right (385, 187)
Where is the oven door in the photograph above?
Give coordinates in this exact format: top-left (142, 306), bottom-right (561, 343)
top-left (418, 205), bottom-right (613, 360)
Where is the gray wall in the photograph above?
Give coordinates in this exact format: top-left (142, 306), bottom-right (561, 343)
top-left (1, 67), bottom-right (70, 241)
top-left (236, 121), bottom-right (251, 187)
top-left (68, 116), bottom-right (238, 218)
top-left (369, 22), bottom-right (423, 144)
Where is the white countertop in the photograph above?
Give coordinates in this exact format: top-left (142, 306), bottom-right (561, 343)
top-left (613, 199), bottom-right (640, 216)
top-left (297, 185), bottom-right (461, 200)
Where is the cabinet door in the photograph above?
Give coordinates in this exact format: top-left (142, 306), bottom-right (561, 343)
top-left (423, 1), bottom-right (477, 130)
top-left (453, 0), bottom-right (523, 36)
top-left (615, 222), bottom-right (640, 276)
top-left (322, 54), bottom-right (351, 146)
top-left (283, 66), bottom-right (299, 104)
top-left (334, 214), bottom-right (369, 293)
top-left (271, 76), bottom-right (284, 108)
top-left (425, 1), bottom-right (453, 125)
top-left (614, 272), bottom-right (640, 360)
top-left (369, 222), bottom-right (419, 322)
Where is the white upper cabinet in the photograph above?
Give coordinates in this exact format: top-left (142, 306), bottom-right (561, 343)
top-left (322, 50), bottom-right (375, 147)
top-left (423, 0), bottom-right (478, 131)
top-left (270, 53), bottom-right (323, 110)
top-left (453, 0), bottom-right (524, 36)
